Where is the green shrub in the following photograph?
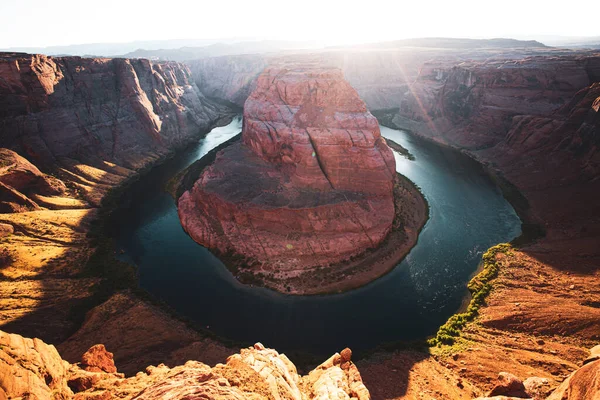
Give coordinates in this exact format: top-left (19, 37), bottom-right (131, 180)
top-left (428, 243), bottom-right (511, 346)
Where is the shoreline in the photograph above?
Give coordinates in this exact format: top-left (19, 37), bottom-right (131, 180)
top-left (1, 110), bottom-right (555, 373)
top-left (44, 112), bottom-right (530, 363)
top-left (373, 111), bottom-right (544, 247)
top-left (262, 173), bottom-right (429, 295)
top-left (0, 114), bottom-right (237, 344)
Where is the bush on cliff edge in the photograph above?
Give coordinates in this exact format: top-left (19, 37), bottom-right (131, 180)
top-left (428, 243), bottom-right (512, 346)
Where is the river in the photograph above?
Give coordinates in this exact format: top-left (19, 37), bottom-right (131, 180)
top-left (109, 116), bottom-right (521, 356)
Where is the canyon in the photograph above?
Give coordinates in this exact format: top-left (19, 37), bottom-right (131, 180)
top-left (0, 45), bottom-right (598, 399)
top-left (176, 64), bottom-right (427, 294)
top-left (0, 53), bottom-right (236, 355)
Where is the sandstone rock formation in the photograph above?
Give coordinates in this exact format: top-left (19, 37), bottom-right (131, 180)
top-left (2, 48), bottom-right (600, 400)
top-left (80, 344), bottom-right (117, 374)
top-left (0, 330), bottom-right (370, 400)
top-left (178, 65), bottom-right (398, 291)
top-left (4, 328), bottom-right (600, 399)
top-left (487, 372), bottom-right (529, 398)
top-left (548, 359), bottom-right (600, 400)
top-left (57, 291), bottom-right (235, 377)
top-left (187, 53), bottom-right (600, 272)
top-left (0, 330), bottom-right (73, 399)
top-left (0, 148), bottom-right (66, 212)
top-left (189, 54), bottom-right (269, 108)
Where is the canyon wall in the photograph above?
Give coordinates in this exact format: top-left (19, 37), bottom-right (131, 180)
top-left (0, 53), bottom-right (230, 170)
top-left (0, 53), bottom-right (233, 345)
top-left (3, 327), bottom-right (600, 400)
top-left (385, 54), bottom-right (600, 270)
top-left (188, 54), bottom-right (269, 108)
top-left (1, 49), bottom-right (598, 399)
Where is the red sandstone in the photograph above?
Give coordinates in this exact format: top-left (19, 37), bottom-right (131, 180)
top-left (178, 65), bottom-right (397, 278)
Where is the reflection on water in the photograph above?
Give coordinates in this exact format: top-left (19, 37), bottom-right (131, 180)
top-left (110, 118), bottom-right (521, 356)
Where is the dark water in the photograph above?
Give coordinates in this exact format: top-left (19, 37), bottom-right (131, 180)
top-left (110, 117), bottom-right (521, 356)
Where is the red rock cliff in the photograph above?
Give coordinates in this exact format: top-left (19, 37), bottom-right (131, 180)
top-left (178, 65), bottom-right (396, 276)
top-left (387, 54), bottom-right (600, 270)
top-left (0, 53), bottom-right (230, 170)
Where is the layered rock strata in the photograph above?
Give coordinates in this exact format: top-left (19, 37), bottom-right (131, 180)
top-left (0, 53), bottom-right (230, 171)
top-left (178, 65), bottom-right (398, 288)
top-left (3, 327), bottom-right (599, 399)
top-left (0, 148), bottom-right (66, 212)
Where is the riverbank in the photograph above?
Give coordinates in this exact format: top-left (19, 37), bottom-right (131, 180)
top-left (374, 111), bottom-right (543, 248)
top-left (111, 120), bottom-right (522, 360)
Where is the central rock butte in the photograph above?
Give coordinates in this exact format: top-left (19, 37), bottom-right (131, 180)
top-left (177, 64), bottom-right (425, 293)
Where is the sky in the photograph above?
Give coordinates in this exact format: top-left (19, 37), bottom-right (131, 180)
top-left (1, 0), bottom-right (598, 49)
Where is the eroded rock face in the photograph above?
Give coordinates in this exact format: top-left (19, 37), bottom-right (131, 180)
top-left (0, 53), bottom-right (230, 171)
top-left (178, 65), bottom-right (396, 274)
top-left (81, 344), bottom-right (117, 374)
top-left (547, 359), bottom-right (600, 400)
top-left (0, 148), bottom-right (66, 212)
top-left (0, 53), bottom-right (233, 350)
top-left (0, 330), bottom-right (74, 399)
top-left (487, 372), bottom-right (528, 398)
top-left (0, 330), bottom-right (370, 400)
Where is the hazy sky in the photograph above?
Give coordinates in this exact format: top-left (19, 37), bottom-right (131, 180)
top-left (1, 0), bottom-right (597, 48)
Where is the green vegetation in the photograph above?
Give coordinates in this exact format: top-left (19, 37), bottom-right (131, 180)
top-left (428, 243), bottom-right (512, 346)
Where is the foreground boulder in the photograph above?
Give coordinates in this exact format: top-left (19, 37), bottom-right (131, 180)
top-left (0, 330), bottom-right (370, 399)
top-left (0, 330), bottom-right (73, 399)
top-left (80, 344), bottom-right (117, 374)
top-left (487, 372), bottom-right (528, 398)
top-left (547, 359), bottom-right (600, 400)
top-left (178, 64), bottom-right (398, 290)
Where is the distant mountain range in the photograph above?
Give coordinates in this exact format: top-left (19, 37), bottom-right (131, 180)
top-left (339, 37), bottom-right (549, 49)
top-left (529, 35), bottom-right (600, 48)
top-left (2, 36), bottom-right (599, 61)
top-left (122, 38), bottom-right (551, 61)
top-left (120, 40), bottom-right (323, 61)
top-left (0, 38), bottom-right (288, 58)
